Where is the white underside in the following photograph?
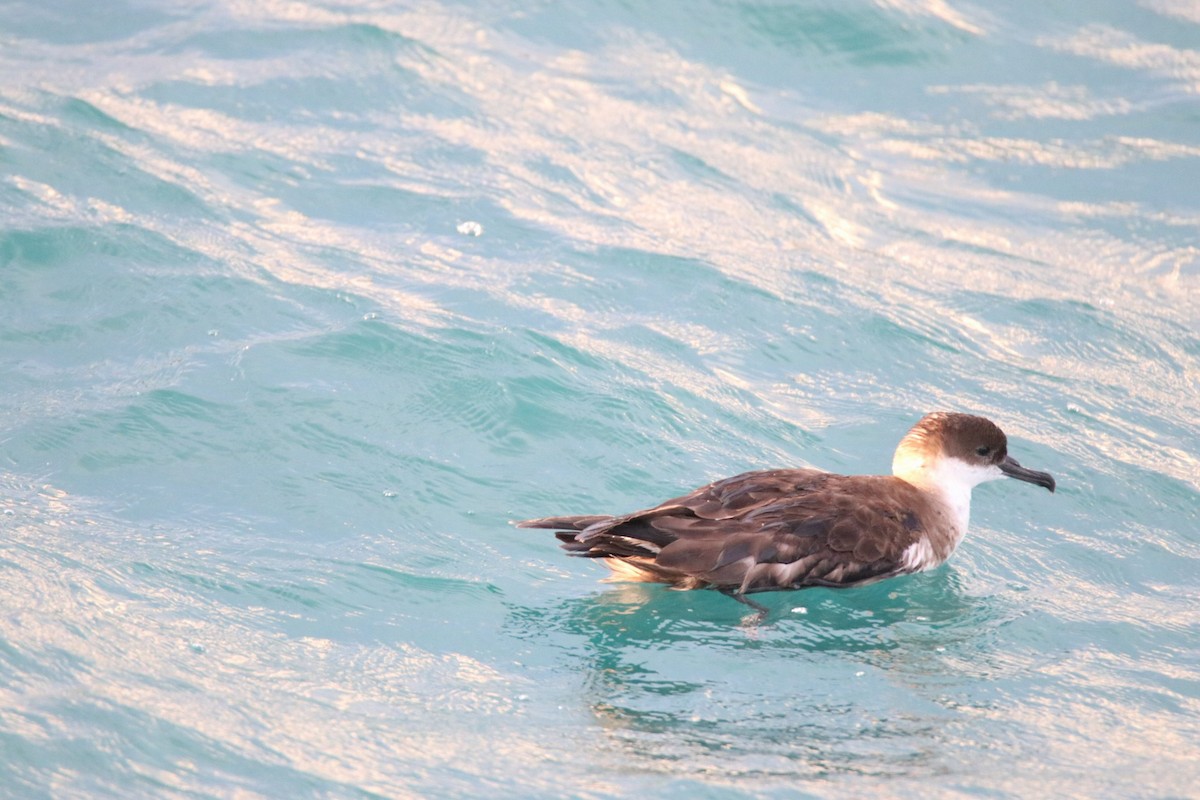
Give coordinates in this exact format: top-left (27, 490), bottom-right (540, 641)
top-left (899, 537), bottom-right (940, 572)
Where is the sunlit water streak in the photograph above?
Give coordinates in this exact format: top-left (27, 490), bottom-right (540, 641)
top-left (1, 0), bottom-right (1198, 797)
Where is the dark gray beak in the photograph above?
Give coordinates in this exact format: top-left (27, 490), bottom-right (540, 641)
top-left (999, 455), bottom-right (1056, 493)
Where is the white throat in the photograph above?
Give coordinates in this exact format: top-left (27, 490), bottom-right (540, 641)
top-left (893, 452), bottom-right (1003, 542)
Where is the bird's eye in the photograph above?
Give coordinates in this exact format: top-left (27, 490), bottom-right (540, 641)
top-left (975, 445), bottom-right (991, 457)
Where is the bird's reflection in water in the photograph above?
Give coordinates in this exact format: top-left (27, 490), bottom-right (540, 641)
top-left (508, 571), bottom-right (1021, 781)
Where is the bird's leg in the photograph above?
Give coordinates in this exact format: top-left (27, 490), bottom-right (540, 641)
top-left (719, 588), bottom-right (770, 623)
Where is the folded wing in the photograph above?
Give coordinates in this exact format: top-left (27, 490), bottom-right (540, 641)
top-left (517, 469), bottom-right (931, 594)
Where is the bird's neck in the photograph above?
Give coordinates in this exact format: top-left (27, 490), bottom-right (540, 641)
top-left (893, 450), bottom-right (974, 546)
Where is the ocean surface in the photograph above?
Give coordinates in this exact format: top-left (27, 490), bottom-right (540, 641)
top-left (2, 0), bottom-right (1198, 797)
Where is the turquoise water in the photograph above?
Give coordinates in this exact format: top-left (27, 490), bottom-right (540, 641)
top-left (2, 0), bottom-right (1198, 796)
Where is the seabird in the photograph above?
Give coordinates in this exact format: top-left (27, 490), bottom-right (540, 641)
top-left (516, 412), bottom-right (1055, 616)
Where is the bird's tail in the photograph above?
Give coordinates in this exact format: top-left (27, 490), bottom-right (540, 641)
top-left (512, 514), bottom-right (612, 531)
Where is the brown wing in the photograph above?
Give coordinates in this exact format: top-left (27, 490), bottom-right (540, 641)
top-left (548, 469), bottom-right (930, 593)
